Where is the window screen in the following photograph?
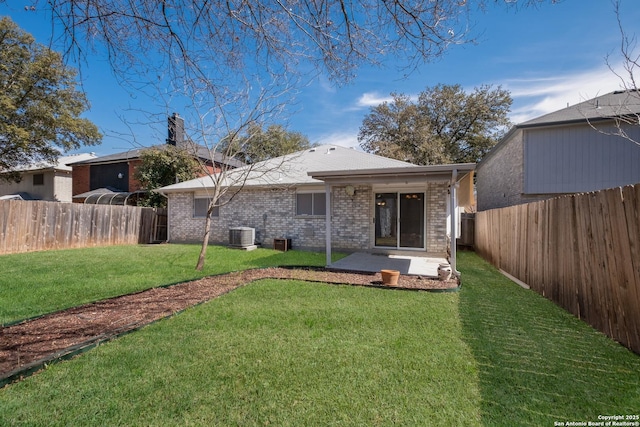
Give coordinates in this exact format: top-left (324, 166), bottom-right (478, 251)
top-left (194, 197), bottom-right (219, 217)
top-left (296, 192), bottom-right (326, 216)
top-left (33, 173), bottom-right (44, 186)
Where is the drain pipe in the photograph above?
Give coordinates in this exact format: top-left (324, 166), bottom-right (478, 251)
top-left (324, 182), bottom-right (332, 267)
top-left (160, 192), bottom-right (170, 243)
top-left (449, 169), bottom-right (460, 277)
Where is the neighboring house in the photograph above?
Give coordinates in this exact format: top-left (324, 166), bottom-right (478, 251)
top-left (477, 90), bottom-right (640, 211)
top-left (0, 153), bottom-right (97, 203)
top-left (69, 113), bottom-right (244, 204)
top-left (157, 145), bottom-right (474, 267)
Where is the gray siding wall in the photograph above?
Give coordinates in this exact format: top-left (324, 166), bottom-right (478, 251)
top-left (167, 182), bottom-right (449, 254)
top-left (477, 122), bottom-right (640, 211)
top-left (524, 123), bottom-right (640, 194)
top-left (53, 171), bottom-right (74, 202)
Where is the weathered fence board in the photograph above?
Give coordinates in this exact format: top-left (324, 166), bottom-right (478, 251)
top-left (475, 183), bottom-right (640, 355)
top-left (0, 200), bottom-right (166, 255)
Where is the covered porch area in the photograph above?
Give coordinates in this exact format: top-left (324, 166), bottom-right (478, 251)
top-left (308, 163), bottom-right (475, 277)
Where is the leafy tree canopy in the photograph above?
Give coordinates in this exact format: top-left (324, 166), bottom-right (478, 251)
top-left (0, 17), bottom-right (101, 182)
top-left (220, 123), bottom-right (313, 164)
top-left (134, 146), bottom-right (200, 207)
top-left (358, 84), bottom-right (512, 165)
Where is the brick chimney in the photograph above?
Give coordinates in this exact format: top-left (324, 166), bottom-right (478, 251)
top-left (167, 113), bottom-right (185, 147)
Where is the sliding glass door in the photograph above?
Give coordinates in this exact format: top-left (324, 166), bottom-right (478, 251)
top-left (374, 193), bottom-right (397, 247)
top-left (374, 192), bottom-right (425, 249)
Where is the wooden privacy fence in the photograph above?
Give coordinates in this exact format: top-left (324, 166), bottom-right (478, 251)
top-left (475, 184), bottom-right (640, 355)
top-left (458, 212), bottom-right (475, 248)
top-left (0, 200), bottom-right (167, 255)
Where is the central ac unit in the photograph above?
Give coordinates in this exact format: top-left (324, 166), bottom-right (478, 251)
top-left (229, 227), bottom-right (255, 248)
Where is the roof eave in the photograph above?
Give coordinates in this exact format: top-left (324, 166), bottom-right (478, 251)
top-left (308, 163), bottom-right (475, 185)
top-left (518, 115), bottom-right (615, 129)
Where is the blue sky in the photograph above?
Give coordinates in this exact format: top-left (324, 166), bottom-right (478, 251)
top-left (2, 0), bottom-right (639, 155)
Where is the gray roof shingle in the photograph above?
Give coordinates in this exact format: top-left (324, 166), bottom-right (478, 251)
top-left (158, 145), bottom-right (416, 192)
top-left (520, 90), bottom-right (640, 128)
top-left (68, 143), bottom-right (244, 168)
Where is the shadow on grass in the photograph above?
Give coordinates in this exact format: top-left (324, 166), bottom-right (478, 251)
top-left (202, 246), bottom-right (348, 271)
top-left (457, 251), bottom-right (640, 427)
top-left (0, 245), bottom-right (346, 325)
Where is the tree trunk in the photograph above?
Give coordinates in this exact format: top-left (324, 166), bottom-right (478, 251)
top-left (195, 206), bottom-right (214, 271)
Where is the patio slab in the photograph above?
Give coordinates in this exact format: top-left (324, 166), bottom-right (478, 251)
top-left (328, 252), bottom-right (447, 277)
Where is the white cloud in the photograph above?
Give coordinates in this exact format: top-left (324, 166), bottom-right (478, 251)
top-left (356, 92), bottom-right (394, 108)
top-left (313, 130), bottom-right (360, 149)
top-left (505, 64), bottom-right (628, 123)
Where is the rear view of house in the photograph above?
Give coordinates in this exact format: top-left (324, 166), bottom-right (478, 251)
top-left (158, 145), bottom-right (474, 264)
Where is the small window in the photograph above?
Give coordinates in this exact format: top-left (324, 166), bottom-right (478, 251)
top-left (194, 197), bottom-right (219, 218)
top-left (33, 173), bottom-right (44, 186)
top-left (296, 192), bottom-right (326, 216)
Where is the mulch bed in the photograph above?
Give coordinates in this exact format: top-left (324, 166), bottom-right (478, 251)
top-left (0, 267), bottom-right (458, 385)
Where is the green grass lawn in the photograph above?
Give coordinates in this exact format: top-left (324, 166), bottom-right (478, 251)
top-left (0, 244), bottom-right (340, 325)
top-left (1, 248), bottom-right (639, 426)
top-left (457, 251), bottom-right (640, 425)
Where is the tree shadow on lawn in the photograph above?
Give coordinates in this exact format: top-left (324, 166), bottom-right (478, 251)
top-left (205, 247), bottom-right (346, 271)
top-left (457, 252), bottom-right (640, 427)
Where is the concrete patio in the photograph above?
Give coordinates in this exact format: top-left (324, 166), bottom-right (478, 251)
top-left (328, 252), bottom-right (448, 277)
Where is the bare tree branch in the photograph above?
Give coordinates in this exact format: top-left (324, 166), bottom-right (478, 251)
top-left (11, 0), bottom-right (559, 269)
top-left (583, 0), bottom-right (640, 146)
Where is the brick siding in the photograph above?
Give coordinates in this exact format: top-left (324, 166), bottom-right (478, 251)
top-left (476, 131), bottom-right (554, 211)
top-left (128, 160), bottom-right (143, 192)
top-left (72, 165), bottom-right (91, 196)
top-left (167, 183), bottom-right (449, 254)
top-left (426, 182), bottom-right (448, 253)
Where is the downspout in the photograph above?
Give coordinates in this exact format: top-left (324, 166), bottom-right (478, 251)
top-left (324, 183), bottom-right (332, 267)
top-left (160, 192), bottom-right (170, 243)
top-left (450, 169), bottom-right (460, 277)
